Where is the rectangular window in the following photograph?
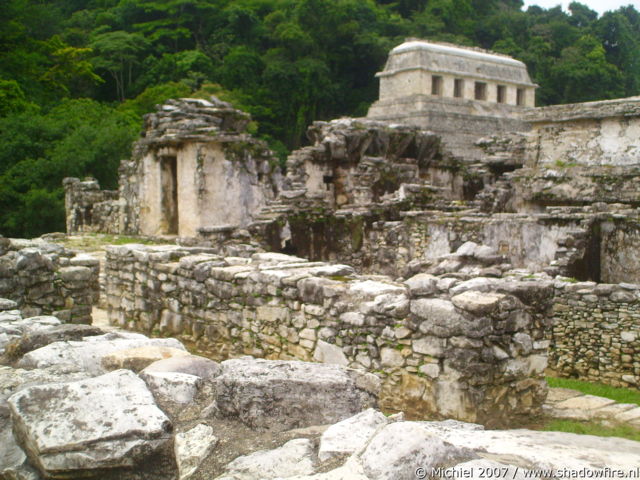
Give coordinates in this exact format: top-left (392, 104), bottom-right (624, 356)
top-left (474, 82), bottom-right (487, 101)
top-left (454, 79), bottom-right (464, 98)
top-left (497, 85), bottom-right (506, 104)
top-left (431, 75), bottom-right (443, 96)
top-left (516, 88), bottom-right (526, 106)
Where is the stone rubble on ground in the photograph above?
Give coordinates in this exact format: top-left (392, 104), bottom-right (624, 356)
top-left (1, 305), bottom-right (639, 480)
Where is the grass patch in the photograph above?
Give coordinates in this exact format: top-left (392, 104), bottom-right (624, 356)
top-left (546, 377), bottom-right (640, 406)
top-left (541, 419), bottom-right (640, 442)
top-left (58, 233), bottom-right (165, 250)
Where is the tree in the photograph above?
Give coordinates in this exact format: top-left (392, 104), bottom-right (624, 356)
top-left (90, 30), bottom-right (149, 100)
top-left (549, 34), bottom-right (624, 103)
top-left (595, 11), bottom-right (640, 96)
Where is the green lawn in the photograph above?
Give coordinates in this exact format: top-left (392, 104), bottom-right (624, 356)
top-left (540, 377), bottom-right (640, 441)
top-left (546, 377), bottom-right (640, 406)
top-left (542, 419), bottom-right (640, 442)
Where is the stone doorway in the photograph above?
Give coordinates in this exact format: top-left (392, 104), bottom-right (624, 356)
top-left (160, 155), bottom-right (179, 235)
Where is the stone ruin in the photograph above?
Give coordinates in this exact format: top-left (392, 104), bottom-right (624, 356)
top-left (3, 301), bottom-right (638, 479)
top-left (0, 235), bottom-right (99, 325)
top-left (1, 37), bottom-right (639, 479)
top-left (61, 39), bottom-right (640, 424)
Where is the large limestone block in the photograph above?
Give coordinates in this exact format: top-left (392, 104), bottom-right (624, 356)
top-left (4, 324), bottom-right (104, 360)
top-left (8, 369), bottom-right (172, 478)
top-left (419, 421), bottom-right (640, 470)
top-left (140, 370), bottom-right (202, 406)
top-left (16, 332), bottom-right (186, 374)
top-left (141, 355), bottom-right (222, 381)
top-left (101, 345), bottom-right (191, 372)
top-left (0, 365), bottom-right (89, 420)
top-left (410, 299), bottom-right (490, 338)
top-left (359, 422), bottom-right (475, 480)
top-left (217, 438), bottom-right (315, 480)
top-left (318, 409), bottom-right (390, 461)
top-left (212, 358), bottom-right (379, 429)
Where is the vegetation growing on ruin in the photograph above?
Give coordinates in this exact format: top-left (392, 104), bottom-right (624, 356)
top-left (2, 0), bottom-right (640, 238)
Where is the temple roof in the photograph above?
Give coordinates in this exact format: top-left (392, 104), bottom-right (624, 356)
top-left (377, 39), bottom-right (536, 87)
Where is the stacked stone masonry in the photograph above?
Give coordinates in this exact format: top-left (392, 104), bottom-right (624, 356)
top-left (62, 40), bottom-right (640, 396)
top-left (105, 244), bottom-right (554, 426)
top-left (0, 236), bottom-right (99, 324)
top-left (63, 177), bottom-right (120, 235)
top-left (550, 280), bottom-right (640, 388)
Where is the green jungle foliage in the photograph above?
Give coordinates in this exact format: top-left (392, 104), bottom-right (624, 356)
top-left (1, 0), bottom-right (639, 237)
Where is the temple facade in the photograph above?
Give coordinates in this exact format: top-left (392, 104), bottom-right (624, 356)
top-left (367, 39), bottom-right (537, 159)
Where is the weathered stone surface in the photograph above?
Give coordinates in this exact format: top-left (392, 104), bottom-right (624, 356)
top-left (318, 409), bottom-right (389, 461)
top-left (447, 459), bottom-right (529, 480)
top-left (451, 290), bottom-right (504, 314)
top-left (16, 332), bottom-right (186, 374)
top-left (0, 365), bottom-right (89, 421)
top-left (57, 266), bottom-right (92, 283)
top-left (141, 355), bottom-right (222, 381)
top-left (359, 422), bottom-right (475, 480)
top-left (0, 298), bottom-right (18, 311)
top-left (140, 370), bottom-right (202, 406)
top-left (404, 274), bottom-right (439, 296)
top-left (211, 358), bottom-right (378, 429)
top-left (101, 345), bottom-right (191, 372)
top-left (8, 369), bottom-right (172, 478)
top-left (0, 422), bottom-right (39, 480)
top-left (175, 424), bottom-right (218, 480)
top-left (313, 340), bottom-right (349, 367)
top-left (283, 458), bottom-right (368, 480)
top-left (4, 324), bottom-right (104, 360)
top-left (420, 420), bottom-right (640, 470)
top-left (217, 438), bottom-right (315, 480)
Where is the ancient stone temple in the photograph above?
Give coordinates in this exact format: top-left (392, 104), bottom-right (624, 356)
top-left (367, 39), bottom-right (537, 159)
top-left (63, 38), bottom-right (640, 409)
top-left (65, 97), bottom-right (280, 238)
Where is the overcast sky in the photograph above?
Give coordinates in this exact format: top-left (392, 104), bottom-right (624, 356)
top-left (521, 0), bottom-right (638, 15)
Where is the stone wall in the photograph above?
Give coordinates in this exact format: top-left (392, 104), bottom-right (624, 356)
top-left (503, 97), bottom-right (640, 210)
top-left (550, 280), bottom-right (640, 388)
top-left (104, 244), bottom-right (553, 426)
top-left (0, 236), bottom-right (99, 323)
top-left (63, 177), bottom-right (120, 234)
top-left (525, 97), bottom-right (640, 168)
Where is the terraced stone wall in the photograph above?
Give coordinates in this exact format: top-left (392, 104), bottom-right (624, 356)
top-left (0, 237), bottom-right (99, 323)
top-left (551, 280), bottom-right (640, 388)
top-left (104, 244), bottom-right (553, 426)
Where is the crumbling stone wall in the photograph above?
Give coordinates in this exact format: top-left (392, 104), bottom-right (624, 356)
top-left (496, 98), bottom-right (640, 210)
top-left (105, 244), bottom-right (553, 426)
top-left (64, 97), bottom-right (281, 236)
top-left (63, 177), bottom-right (120, 234)
top-left (525, 97), bottom-right (640, 168)
top-left (550, 280), bottom-right (640, 388)
top-left (0, 236), bottom-right (99, 323)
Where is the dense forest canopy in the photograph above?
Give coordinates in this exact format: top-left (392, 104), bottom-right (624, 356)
top-left (1, 0), bottom-right (639, 238)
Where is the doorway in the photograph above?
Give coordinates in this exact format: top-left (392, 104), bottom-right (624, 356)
top-left (160, 156), bottom-right (179, 234)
